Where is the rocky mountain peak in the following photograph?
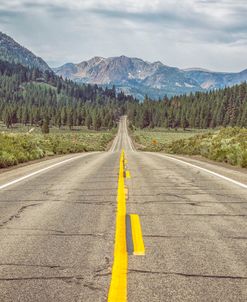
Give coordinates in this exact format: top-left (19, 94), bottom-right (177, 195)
top-left (54, 55), bottom-right (247, 99)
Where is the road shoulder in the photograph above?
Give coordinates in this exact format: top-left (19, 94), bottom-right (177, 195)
top-left (149, 152), bottom-right (247, 187)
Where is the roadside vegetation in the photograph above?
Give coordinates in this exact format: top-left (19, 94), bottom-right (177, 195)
top-left (132, 127), bottom-right (247, 168)
top-left (0, 130), bottom-right (115, 168)
top-left (132, 128), bottom-right (206, 151)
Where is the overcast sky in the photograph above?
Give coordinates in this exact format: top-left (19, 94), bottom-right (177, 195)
top-left (0, 0), bottom-right (247, 71)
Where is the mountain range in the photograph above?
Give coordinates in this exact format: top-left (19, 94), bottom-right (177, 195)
top-left (0, 32), bottom-right (51, 72)
top-left (1, 31), bottom-right (246, 100)
top-left (54, 56), bottom-right (247, 99)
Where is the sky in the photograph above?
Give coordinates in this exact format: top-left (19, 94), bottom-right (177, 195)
top-left (0, 0), bottom-right (247, 71)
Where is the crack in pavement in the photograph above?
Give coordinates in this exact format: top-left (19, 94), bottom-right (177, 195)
top-left (83, 281), bottom-right (103, 291)
top-left (73, 201), bottom-right (114, 205)
top-left (73, 179), bottom-right (116, 183)
top-left (0, 263), bottom-right (67, 269)
top-left (94, 257), bottom-right (111, 274)
top-left (227, 236), bottom-right (247, 240)
top-left (0, 227), bottom-right (107, 238)
top-left (143, 235), bottom-right (187, 239)
top-left (174, 213), bottom-right (247, 217)
top-left (188, 202), bottom-right (208, 207)
top-left (76, 194), bottom-right (116, 197)
top-left (130, 201), bottom-right (247, 205)
top-left (0, 258), bottom-right (111, 290)
top-left (0, 233), bottom-right (107, 238)
top-left (0, 204), bottom-right (40, 227)
top-left (94, 272), bottom-right (111, 278)
top-left (143, 234), bottom-right (247, 241)
top-left (157, 193), bottom-right (198, 200)
top-left (0, 227), bottom-right (65, 233)
top-left (66, 188), bottom-right (117, 192)
top-left (47, 233), bottom-right (106, 238)
top-left (0, 276), bottom-right (84, 282)
top-left (128, 269), bottom-right (247, 280)
top-left (0, 200), bottom-right (65, 203)
top-left (139, 213), bottom-right (247, 217)
top-left (148, 193), bottom-right (189, 200)
top-left (129, 201), bottom-right (190, 205)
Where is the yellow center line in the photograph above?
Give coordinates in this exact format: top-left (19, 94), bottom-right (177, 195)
top-left (130, 214), bottom-right (145, 256)
top-left (108, 150), bottom-right (128, 302)
top-left (126, 170), bottom-right (131, 179)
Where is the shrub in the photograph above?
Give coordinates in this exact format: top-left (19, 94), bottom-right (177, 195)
top-left (167, 127), bottom-right (247, 167)
top-left (0, 131), bottom-right (114, 168)
top-left (0, 151), bottom-right (17, 168)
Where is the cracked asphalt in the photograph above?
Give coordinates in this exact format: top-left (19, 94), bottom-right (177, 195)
top-left (0, 116), bottom-right (247, 301)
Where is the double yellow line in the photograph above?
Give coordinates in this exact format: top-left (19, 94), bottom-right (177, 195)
top-left (108, 150), bottom-right (145, 302)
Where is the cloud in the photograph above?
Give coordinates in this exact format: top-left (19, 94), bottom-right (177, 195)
top-left (0, 0), bottom-right (246, 71)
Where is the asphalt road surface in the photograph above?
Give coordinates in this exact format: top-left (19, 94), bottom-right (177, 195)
top-left (0, 117), bottom-right (247, 301)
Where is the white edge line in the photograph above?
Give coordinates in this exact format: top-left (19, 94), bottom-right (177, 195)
top-left (150, 153), bottom-right (247, 189)
top-left (127, 133), bottom-right (134, 152)
top-left (109, 134), bottom-right (118, 152)
top-left (110, 120), bottom-right (121, 152)
top-left (125, 117), bottom-right (135, 152)
top-left (0, 153), bottom-right (96, 190)
top-left (110, 126), bottom-right (120, 152)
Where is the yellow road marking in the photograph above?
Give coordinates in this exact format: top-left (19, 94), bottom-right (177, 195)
top-left (130, 214), bottom-right (145, 256)
top-left (126, 170), bottom-right (131, 179)
top-left (108, 151), bottom-right (128, 302)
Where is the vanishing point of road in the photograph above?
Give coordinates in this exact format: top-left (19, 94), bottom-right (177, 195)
top-left (0, 117), bottom-right (246, 301)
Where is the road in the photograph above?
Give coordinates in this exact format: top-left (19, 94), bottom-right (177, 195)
top-left (0, 117), bottom-right (247, 301)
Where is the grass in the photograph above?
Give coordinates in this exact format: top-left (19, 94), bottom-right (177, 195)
top-left (132, 128), bottom-right (206, 152)
top-left (132, 127), bottom-right (247, 168)
top-left (0, 130), bottom-right (115, 169)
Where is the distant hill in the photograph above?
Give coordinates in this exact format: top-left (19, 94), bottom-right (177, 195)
top-left (0, 32), bottom-right (51, 72)
top-left (54, 56), bottom-right (247, 99)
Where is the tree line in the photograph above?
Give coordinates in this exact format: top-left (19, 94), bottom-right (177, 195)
top-left (127, 83), bottom-right (247, 129)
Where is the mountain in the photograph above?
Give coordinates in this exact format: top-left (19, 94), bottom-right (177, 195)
top-left (54, 56), bottom-right (247, 99)
top-left (184, 68), bottom-right (247, 89)
top-left (0, 32), bottom-right (51, 72)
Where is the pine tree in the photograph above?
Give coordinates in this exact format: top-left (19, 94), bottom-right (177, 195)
top-left (93, 112), bottom-right (102, 130)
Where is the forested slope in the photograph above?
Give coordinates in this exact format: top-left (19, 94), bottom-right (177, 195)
top-left (0, 60), bottom-right (136, 130)
top-left (0, 32), bottom-right (51, 72)
top-left (127, 83), bottom-right (247, 129)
